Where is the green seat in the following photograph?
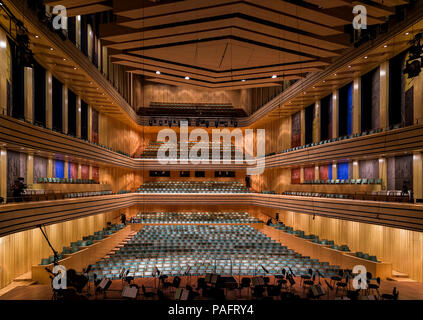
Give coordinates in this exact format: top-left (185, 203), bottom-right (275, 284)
top-left (40, 258), bottom-right (50, 265)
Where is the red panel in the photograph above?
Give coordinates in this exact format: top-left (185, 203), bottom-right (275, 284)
top-left (304, 167), bottom-right (315, 181)
top-left (70, 163), bottom-right (78, 179)
top-left (319, 165), bottom-right (329, 181)
top-left (92, 166), bottom-right (99, 182)
top-left (291, 134), bottom-right (301, 148)
top-left (81, 165), bottom-right (89, 179)
top-left (291, 168), bottom-right (301, 184)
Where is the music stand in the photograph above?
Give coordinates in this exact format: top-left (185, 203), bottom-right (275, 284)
top-left (83, 265), bottom-right (93, 296)
top-left (184, 266), bottom-right (191, 287)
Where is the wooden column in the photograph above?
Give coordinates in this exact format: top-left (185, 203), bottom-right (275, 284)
top-left (353, 77), bottom-right (361, 134)
top-left (0, 148), bottom-right (7, 202)
top-left (315, 165), bottom-right (319, 180)
top-left (45, 71), bottom-right (53, 129)
top-left (27, 152), bottom-right (34, 187)
top-left (332, 90), bottom-right (339, 138)
top-left (414, 67), bottom-right (423, 124)
top-left (47, 158), bottom-right (54, 178)
top-left (413, 152), bottom-right (422, 202)
top-left (62, 84), bottom-right (68, 134)
top-left (300, 167), bottom-right (304, 184)
top-left (77, 164), bottom-right (82, 179)
top-left (89, 165), bottom-right (93, 180)
top-left (88, 106), bottom-right (93, 141)
top-left (300, 109), bottom-right (306, 146)
top-left (314, 101), bottom-right (321, 143)
top-left (332, 163), bottom-right (337, 180)
top-left (0, 32), bottom-right (8, 116)
top-left (64, 159), bottom-right (69, 179)
top-left (76, 96), bottom-right (81, 138)
top-left (24, 67), bottom-right (33, 123)
top-left (353, 160), bottom-right (359, 179)
top-left (380, 61), bottom-right (389, 130)
top-left (379, 158), bottom-right (387, 191)
top-left (76, 15), bottom-right (81, 49)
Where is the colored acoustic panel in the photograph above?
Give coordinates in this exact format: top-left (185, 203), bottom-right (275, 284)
top-left (328, 165), bottom-right (333, 180)
top-left (291, 168), bottom-right (301, 184)
top-left (81, 164), bottom-right (89, 179)
top-left (359, 160), bottom-right (379, 179)
top-left (304, 166), bottom-right (315, 181)
top-left (55, 160), bottom-right (64, 179)
top-left (291, 111), bottom-right (301, 148)
top-left (34, 156), bottom-right (47, 184)
top-left (319, 165), bottom-right (329, 181)
top-left (6, 151), bottom-right (27, 197)
top-left (337, 162), bottom-right (349, 180)
top-left (92, 108), bottom-right (99, 143)
top-left (70, 162), bottom-right (78, 179)
top-left (92, 166), bottom-right (99, 182)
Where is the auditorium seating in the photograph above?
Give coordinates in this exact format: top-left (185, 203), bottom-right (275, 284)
top-left (309, 179), bottom-right (382, 185)
top-left (90, 225), bottom-right (340, 280)
top-left (136, 181), bottom-right (252, 193)
top-left (138, 102), bottom-right (247, 117)
top-left (139, 140), bottom-right (243, 159)
top-left (131, 212), bottom-right (262, 224)
top-left (270, 222), bottom-right (350, 252)
top-left (39, 223), bottom-right (125, 265)
top-left (282, 191), bottom-right (411, 202)
top-left (267, 126), bottom-right (406, 157)
top-left (302, 179), bottom-right (382, 185)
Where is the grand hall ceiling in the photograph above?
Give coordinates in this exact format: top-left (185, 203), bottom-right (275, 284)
top-left (45, 0), bottom-right (409, 90)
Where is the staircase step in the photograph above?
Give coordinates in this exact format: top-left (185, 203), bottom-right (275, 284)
top-left (391, 270), bottom-right (409, 278)
top-left (387, 277), bottom-right (417, 282)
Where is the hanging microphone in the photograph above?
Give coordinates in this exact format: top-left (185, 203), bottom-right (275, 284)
top-left (261, 265), bottom-right (269, 274)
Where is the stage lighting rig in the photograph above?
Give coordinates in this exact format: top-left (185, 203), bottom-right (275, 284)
top-left (404, 33), bottom-right (423, 79)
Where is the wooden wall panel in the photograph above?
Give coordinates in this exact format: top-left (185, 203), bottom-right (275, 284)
top-left (98, 112), bottom-right (144, 157)
top-left (0, 210), bottom-right (120, 289)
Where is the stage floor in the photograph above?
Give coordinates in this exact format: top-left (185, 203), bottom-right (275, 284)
top-left (1, 275), bottom-right (423, 301)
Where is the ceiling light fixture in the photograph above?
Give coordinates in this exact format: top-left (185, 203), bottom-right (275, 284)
top-left (156, 71), bottom-right (161, 75)
top-left (185, 76), bottom-right (190, 80)
top-left (272, 75), bottom-right (277, 79)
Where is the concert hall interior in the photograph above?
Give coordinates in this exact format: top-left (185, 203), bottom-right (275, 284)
top-left (1, 0), bottom-right (423, 303)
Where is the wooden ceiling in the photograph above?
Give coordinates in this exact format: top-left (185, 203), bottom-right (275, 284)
top-left (46, 0), bottom-right (407, 90)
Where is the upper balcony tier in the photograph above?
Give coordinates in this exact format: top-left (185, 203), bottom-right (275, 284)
top-left (1, 115), bottom-right (422, 170)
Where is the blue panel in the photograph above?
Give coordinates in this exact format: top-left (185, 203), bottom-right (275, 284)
top-left (55, 160), bottom-right (64, 179)
top-left (328, 165), bottom-right (332, 180)
top-left (68, 161), bottom-right (71, 178)
top-left (347, 83), bottom-right (353, 135)
top-left (337, 162), bottom-right (349, 180)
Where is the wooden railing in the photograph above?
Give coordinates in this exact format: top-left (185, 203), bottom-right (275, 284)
top-left (1, 193), bottom-right (423, 237)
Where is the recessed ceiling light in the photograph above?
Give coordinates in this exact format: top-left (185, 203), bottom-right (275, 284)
top-left (272, 75), bottom-right (277, 79)
top-left (348, 65), bottom-right (351, 68)
top-left (323, 80), bottom-right (326, 83)
top-left (63, 58), bottom-right (66, 61)
top-left (185, 76), bottom-right (190, 80)
top-left (74, 67), bottom-right (77, 70)
top-left (156, 71), bottom-right (161, 75)
top-left (50, 47), bottom-right (54, 51)
top-left (0, 41), bottom-right (6, 48)
top-left (312, 86), bottom-right (315, 88)
top-left (35, 35), bottom-right (39, 39)
top-left (405, 32), bottom-right (409, 35)
top-left (364, 56), bottom-right (368, 59)
top-left (384, 45), bottom-right (388, 48)
top-left (242, 79), bottom-right (246, 82)
top-left (334, 73), bottom-right (337, 76)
